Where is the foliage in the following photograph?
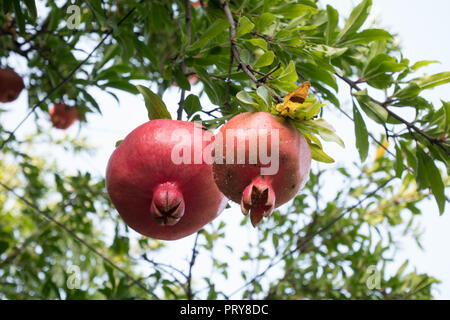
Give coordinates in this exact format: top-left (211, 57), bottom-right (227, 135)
top-left (0, 0), bottom-right (448, 299)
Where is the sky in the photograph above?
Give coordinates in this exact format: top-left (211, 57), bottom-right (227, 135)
top-left (2, 0), bottom-right (449, 299)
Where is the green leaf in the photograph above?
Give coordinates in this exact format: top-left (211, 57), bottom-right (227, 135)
top-left (173, 66), bottom-right (191, 91)
top-left (273, 4), bottom-right (318, 19)
top-left (309, 144), bottom-right (335, 163)
top-left (94, 44), bottom-right (120, 72)
top-left (411, 60), bottom-right (439, 71)
top-left (396, 260), bottom-right (409, 277)
top-left (136, 85), bottom-right (171, 120)
top-left (103, 261), bottom-right (116, 289)
top-left (338, 29), bottom-right (392, 46)
top-left (81, 90), bottom-right (101, 113)
top-left (236, 16), bottom-right (255, 38)
top-left (188, 19), bottom-right (229, 51)
top-left (0, 241), bottom-right (8, 255)
top-left (105, 81), bottom-right (139, 94)
top-left (24, 0), bottom-right (37, 20)
top-left (117, 32), bottom-right (135, 62)
top-left (254, 51), bottom-right (274, 68)
top-left (86, 0), bottom-right (107, 26)
top-left (256, 86), bottom-right (272, 111)
top-left (311, 45), bottom-right (347, 59)
top-left (337, 0), bottom-right (372, 41)
top-left (443, 101), bottom-right (450, 132)
top-left (236, 91), bottom-right (259, 111)
top-left (395, 144), bottom-right (404, 178)
top-left (395, 72), bottom-right (450, 98)
top-left (415, 72), bottom-right (450, 90)
top-left (353, 103), bottom-right (369, 162)
top-left (256, 12), bottom-right (275, 31)
top-left (184, 94), bottom-right (202, 119)
top-left (415, 147), bottom-right (430, 190)
top-left (418, 148), bottom-right (446, 214)
top-left (354, 90), bottom-right (388, 123)
top-left (196, 68), bottom-right (221, 105)
top-left (246, 38), bottom-right (267, 50)
top-left (270, 61), bottom-right (298, 91)
top-left (326, 5), bottom-right (339, 45)
top-left (394, 83), bottom-right (421, 99)
top-left (134, 40), bottom-right (157, 65)
top-left (12, 1), bottom-right (25, 34)
top-left (363, 54), bottom-right (406, 79)
top-left (115, 140), bottom-right (123, 147)
top-left (400, 141), bottom-right (417, 171)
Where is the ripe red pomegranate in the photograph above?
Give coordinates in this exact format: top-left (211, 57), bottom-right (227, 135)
top-left (0, 68), bottom-right (25, 103)
top-left (49, 103), bottom-right (79, 129)
top-left (106, 119), bottom-right (228, 240)
top-left (212, 112), bottom-right (311, 227)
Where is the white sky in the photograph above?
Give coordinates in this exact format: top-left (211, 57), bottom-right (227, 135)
top-left (2, 0), bottom-right (449, 299)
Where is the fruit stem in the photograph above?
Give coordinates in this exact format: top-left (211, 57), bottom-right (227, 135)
top-left (150, 182), bottom-right (185, 226)
top-left (241, 176), bottom-right (275, 227)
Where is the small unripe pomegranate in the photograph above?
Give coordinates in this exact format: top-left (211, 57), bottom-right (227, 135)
top-left (212, 112), bottom-right (311, 227)
top-left (49, 103), bottom-right (79, 129)
top-left (0, 68), bottom-right (25, 103)
top-left (106, 119), bottom-right (228, 240)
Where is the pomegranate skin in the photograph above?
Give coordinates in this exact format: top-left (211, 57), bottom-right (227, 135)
top-left (106, 119), bottom-right (228, 240)
top-left (49, 103), bottom-right (79, 129)
top-left (0, 68), bottom-right (25, 103)
top-left (212, 112), bottom-right (311, 226)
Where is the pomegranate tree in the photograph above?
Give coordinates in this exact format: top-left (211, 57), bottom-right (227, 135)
top-left (0, 68), bottom-right (24, 103)
top-left (212, 112), bottom-right (311, 227)
top-left (106, 119), bottom-right (227, 240)
top-left (49, 103), bottom-right (79, 129)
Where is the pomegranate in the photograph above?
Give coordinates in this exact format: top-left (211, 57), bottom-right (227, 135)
top-left (49, 103), bottom-right (79, 129)
top-left (106, 119), bottom-right (228, 240)
top-left (0, 68), bottom-right (25, 103)
top-left (212, 112), bottom-right (311, 227)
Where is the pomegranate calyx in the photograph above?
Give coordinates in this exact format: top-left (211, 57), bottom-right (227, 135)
top-left (240, 176), bottom-right (275, 227)
top-left (150, 183), bottom-right (185, 226)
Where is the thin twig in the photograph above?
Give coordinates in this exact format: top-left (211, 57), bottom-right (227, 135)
top-left (186, 232), bottom-right (201, 299)
top-left (224, 46), bottom-right (234, 108)
top-left (142, 254), bottom-right (188, 280)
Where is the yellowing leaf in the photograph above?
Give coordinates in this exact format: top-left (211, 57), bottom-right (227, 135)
top-left (375, 140), bottom-right (389, 160)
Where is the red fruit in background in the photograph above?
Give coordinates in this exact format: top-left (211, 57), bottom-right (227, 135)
top-left (172, 74), bottom-right (198, 87)
top-left (188, 74), bottom-right (198, 85)
top-left (212, 112), bottom-right (311, 227)
top-left (191, 1), bottom-right (207, 8)
top-left (106, 119), bottom-right (228, 240)
top-left (49, 103), bottom-right (79, 129)
top-left (0, 68), bottom-right (25, 103)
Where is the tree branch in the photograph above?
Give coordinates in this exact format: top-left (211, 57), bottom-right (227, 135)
top-left (177, 0), bottom-right (194, 120)
top-left (220, 0), bottom-right (283, 103)
top-left (336, 73), bottom-right (450, 155)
